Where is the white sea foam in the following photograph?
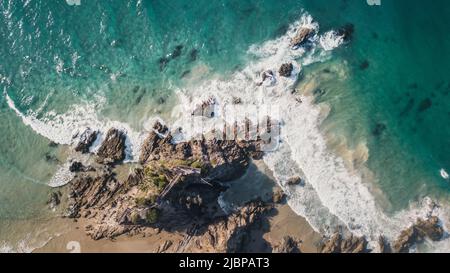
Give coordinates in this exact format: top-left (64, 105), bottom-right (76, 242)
top-left (5, 91), bottom-right (148, 186)
top-left (170, 13), bottom-right (450, 251)
top-left (4, 12), bottom-right (450, 252)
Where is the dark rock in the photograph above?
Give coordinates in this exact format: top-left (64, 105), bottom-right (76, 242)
top-left (418, 98), bottom-right (432, 112)
top-left (257, 70), bottom-right (275, 86)
top-left (97, 128), bottom-right (126, 164)
top-left (372, 123), bottom-right (387, 137)
top-left (290, 27), bottom-right (314, 48)
top-left (171, 45), bottom-right (184, 59)
top-left (189, 49), bottom-right (198, 62)
top-left (360, 60), bottom-right (369, 70)
top-left (181, 70), bottom-right (191, 78)
top-left (273, 236), bottom-right (301, 253)
top-left (232, 97), bottom-right (242, 105)
top-left (321, 233), bottom-right (367, 253)
top-left (75, 128), bottom-right (98, 154)
top-left (191, 200), bottom-right (270, 252)
top-left (44, 153), bottom-right (59, 163)
top-left (158, 57), bottom-right (169, 71)
top-left (69, 161), bottom-right (85, 173)
top-left (337, 24), bottom-right (354, 41)
top-left (48, 141), bottom-right (58, 148)
top-left (272, 189), bottom-right (286, 204)
top-left (279, 63), bottom-right (294, 77)
top-left (47, 191), bottom-right (61, 209)
top-left (286, 176), bottom-right (303, 186)
top-left (392, 217), bottom-right (444, 253)
top-left (378, 235), bottom-right (390, 253)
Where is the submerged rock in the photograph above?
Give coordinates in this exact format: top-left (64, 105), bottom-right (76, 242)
top-left (97, 128), bottom-right (126, 164)
top-left (337, 23), bottom-right (354, 41)
top-left (279, 63), bottom-right (294, 77)
top-left (418, 98), bottom-right (432, 112)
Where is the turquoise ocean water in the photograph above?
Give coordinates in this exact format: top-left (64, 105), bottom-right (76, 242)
top-left (1, 0), bottom-right (450, 251)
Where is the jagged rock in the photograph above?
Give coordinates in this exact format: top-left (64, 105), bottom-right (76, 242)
top-left (273, 236), bottom-right (301, 253)
top-left (66, 122), bottom-right (270, 244)
top-left (416, 216), bottom-right (444, 241)
top-left (156, 240), bottom-right (173, 253)
top-left (125, 168), bottom-right (145, 188)
top-left (279, 63), bottom-right (294, 77)
top-left (378, 235), bottom-right (390, 253)
top-left (75, 128), bottom-right (98, 154)
top-left (272, 189), bottom-right (286, 204)
top-left (69, 161), bottom-right (84, 172)
top-left (290, 27), bottom-right (314, 48)
top-left (189, 201), bottom-right (269, 252)
top-left (139, 122), bottom-right (168, 164)
top-left (321, 233), bottom-right (367, 253)
top-left (97, 128), bottom-right (126, 164)
top-left (392, 217), bottom-right (444, 253)
top-left (286, 176), bottom-right (303, 186)
top-left (139, 122), bottom-right (260, 182)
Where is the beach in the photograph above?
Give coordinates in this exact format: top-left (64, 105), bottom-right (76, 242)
top-left (1, 0), bottom-right (450, 253)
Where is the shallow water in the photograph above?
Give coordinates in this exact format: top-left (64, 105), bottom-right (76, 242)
top-left (1, 0), bottom-right (450, 252)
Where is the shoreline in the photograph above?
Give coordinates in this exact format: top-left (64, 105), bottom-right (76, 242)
top-left (35, 203), bottom-right (321, 253)
top-left (35, 160), bottom-right (322, 253)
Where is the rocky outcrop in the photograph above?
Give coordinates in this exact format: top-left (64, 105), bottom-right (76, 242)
top-left (321, 233), bottom-right (367, 253)
top-left (378, 235), bottom-right (390, 253)
top-left (290, 27), bottom-right (314, 48)
top-left (139, 122), bottom-right (169, 164)
top-left (279, 63), bottom-right (293, 77)
top-left (139, 122), bottom-right (262, 182)
top-left (286, 176), bottom-right (303, 186)
top-left (392, 217), bottom-right (444, 253)
top-left (75, 128), bottom-right (98, 154)
top-left (65, 122), bottom-right (267, 242)
top-left (272, 189), bottom-right (286, 204)
top-left (187, 200), bottom-right (270, 253)
top-left (97, 129), bottom-right (126, 164)
top-left (273, 236), bottom-right (301, 253)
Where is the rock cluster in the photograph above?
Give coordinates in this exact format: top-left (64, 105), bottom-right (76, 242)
top-left (65, 123), bottom-right (268, 242)
top-left (279, 63), bottom-right (294, 77)
top-left (320, 233), bottom-right (367, 253)
top-left (290, 27), bottom-right (314, 48)
top-left (392, 217), bottom-right (444, 253)
top-left (74, 128), bottom-right (98, 154)
top-left (273, 236), bottom-right (302, 253)
top-left (96, 129), bottom-right (126, 164)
